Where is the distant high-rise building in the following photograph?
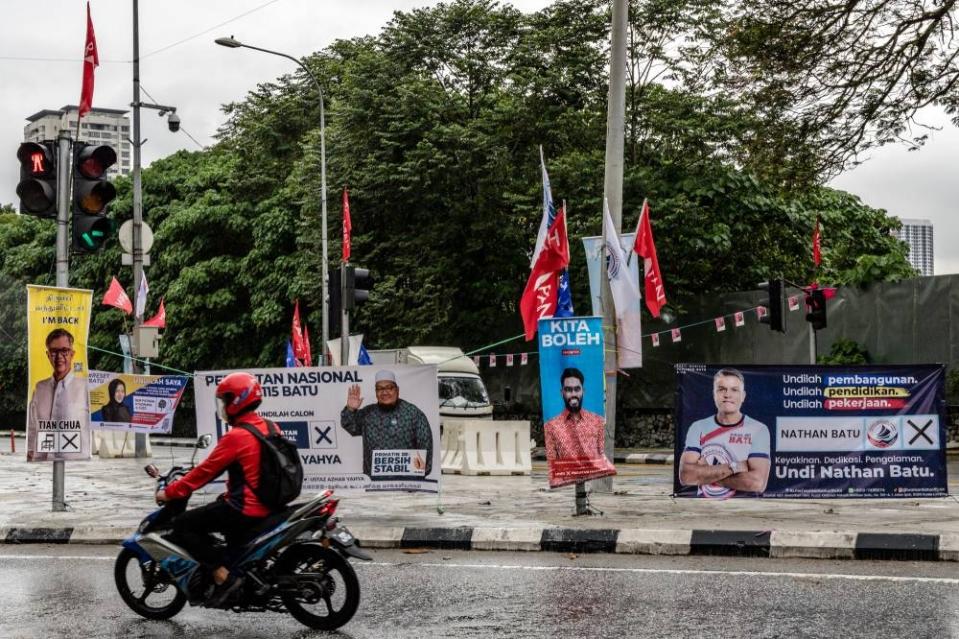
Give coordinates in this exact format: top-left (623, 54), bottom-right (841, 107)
top-left (23, 105), bottom-right (131, 178)
top-left (893, 218), bottom-right (934, 276)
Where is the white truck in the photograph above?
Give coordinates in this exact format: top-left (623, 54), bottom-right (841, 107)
top-left (366, 346), bottom-right (493, 421)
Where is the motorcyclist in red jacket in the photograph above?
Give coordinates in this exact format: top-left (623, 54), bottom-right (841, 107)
top-left (156, 371), bottom-right (276, 607)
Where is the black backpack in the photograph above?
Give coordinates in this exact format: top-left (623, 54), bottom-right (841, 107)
top-left (236, 419), bottom-right (303, 509)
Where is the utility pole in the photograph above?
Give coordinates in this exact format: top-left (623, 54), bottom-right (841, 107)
top-left (52, 132), bottom-right (72, 512)
top-left (131, 0), bottom-right (147, 457)
top-left (596, 0), bottom-right (629, 494)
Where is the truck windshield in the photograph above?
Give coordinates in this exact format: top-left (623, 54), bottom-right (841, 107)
top-left (438, 376), bottom-right (489, 406)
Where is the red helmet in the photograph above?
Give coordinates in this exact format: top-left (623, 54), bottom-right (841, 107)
top-left (215, 372), bottom-right (262, 422)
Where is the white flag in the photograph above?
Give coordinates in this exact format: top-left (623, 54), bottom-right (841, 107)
top-left (135, 272), bottom-right (149, 318)
top-left (603, 199), bottom-right (643, 368)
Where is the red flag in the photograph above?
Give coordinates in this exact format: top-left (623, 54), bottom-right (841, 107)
top-left (79, 2), bottom-right (99, 118)
top-left (303, 325), bottom-right (313, 367)
top-left (102, 276), bottom-right (132, 314)
top-left (291, 300), bottom-right (306, 365)
top-left (807, 281), bottom-right (837, 301)
top-left (632, 199), bottom-right (667, 317)
top-left (143, 299), bottom-right (166, 328)
top-left (812, 216), bottom-right (822, 266)
top-left (520, 207), bottom-right (570, 340)
top-left (342, 188), bottom-right (352, 263)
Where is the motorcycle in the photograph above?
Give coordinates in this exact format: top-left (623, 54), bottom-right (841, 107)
top-left (114, 435), bottom-right (372, 630)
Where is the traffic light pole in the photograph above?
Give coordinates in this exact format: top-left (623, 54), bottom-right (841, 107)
top-left (131, 0), bottom-right (148, 458)
top-left (52, 133), bottom-right (72, 512)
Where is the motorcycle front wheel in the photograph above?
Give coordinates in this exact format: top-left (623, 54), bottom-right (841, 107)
top-left (114, 548), bottom-right (187, 620)
top-left (277, 544), bottom-right (360, 630)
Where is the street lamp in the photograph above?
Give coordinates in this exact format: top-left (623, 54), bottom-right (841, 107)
top-left (215, 35), bottom-right (330, 364)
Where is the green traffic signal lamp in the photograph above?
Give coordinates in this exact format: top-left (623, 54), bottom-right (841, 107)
top-left (16, 141), bottom-right (58, 217)
top-left (72, 143), bottom-right (117, 253)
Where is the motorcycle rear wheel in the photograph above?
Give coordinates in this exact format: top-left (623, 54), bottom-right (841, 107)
top-left (114, 548), bottom-right (187, 620)
top-left (277, 545), bottom-right (360, 630)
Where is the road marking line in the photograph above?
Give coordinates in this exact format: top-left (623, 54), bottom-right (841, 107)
top-left (4, 556), bottom-right (955, 586)
top-left (362, 561), bottom-right (959, 585)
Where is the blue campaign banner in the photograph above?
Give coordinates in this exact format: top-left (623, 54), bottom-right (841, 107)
top-left (673, 364), bottom-right (947, 499)
top-left (538, 316), bottom-right (615, 488)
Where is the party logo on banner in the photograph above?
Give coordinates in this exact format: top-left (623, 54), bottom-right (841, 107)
top-left (89, 371), bottom-right (188, 434)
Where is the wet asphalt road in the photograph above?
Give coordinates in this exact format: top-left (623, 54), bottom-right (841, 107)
top-left (1, 546), bottom-right (958, 639)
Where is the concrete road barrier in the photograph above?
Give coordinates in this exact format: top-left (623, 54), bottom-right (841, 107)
top-left (441, 419), bottom-right (531, 476)
top-left (94, 431), bottom-right (148, 458)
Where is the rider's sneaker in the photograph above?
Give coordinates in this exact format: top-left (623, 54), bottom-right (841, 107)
top-left (206, 574), bottom-right (244, 608)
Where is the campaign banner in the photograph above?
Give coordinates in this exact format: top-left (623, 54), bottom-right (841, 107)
top-left (538, 316), bottom-right (616, 488)
top-left (194, 366), bottom-right (440, 494)
top-left (88, 371), bottom-right (188, 433)
top-left (674, 364), bottom-right (947, 499)
top-left (25, 285), bottom-right (94, 461)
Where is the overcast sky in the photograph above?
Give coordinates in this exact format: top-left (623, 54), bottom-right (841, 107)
top-left (2, 0), bottom-right (955, 274)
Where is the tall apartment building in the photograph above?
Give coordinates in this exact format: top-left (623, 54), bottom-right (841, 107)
top-left (23, 105), bottom-right (131, 178)
top-left (893, 218), bottom-right (934, 276)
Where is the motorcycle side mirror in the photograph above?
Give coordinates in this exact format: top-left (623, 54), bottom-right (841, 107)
top-left (144, 464), bottom-right (160, 478)
top-left (197, 434), bottom-right (213, 449)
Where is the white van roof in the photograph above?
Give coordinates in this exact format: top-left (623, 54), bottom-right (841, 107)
top-left (405, 346), bottom-right (480, 375)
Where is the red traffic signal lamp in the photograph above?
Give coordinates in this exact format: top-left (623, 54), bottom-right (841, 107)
top-left (72, 143), bottom-right (117, 253)
top-left (805, 289), bottom-right (827, 330)
top-left (16, 142), bottom-right (58, 217)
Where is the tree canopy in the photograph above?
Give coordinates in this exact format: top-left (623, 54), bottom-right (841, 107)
top-left (0, 0), bottom-right (916, 419)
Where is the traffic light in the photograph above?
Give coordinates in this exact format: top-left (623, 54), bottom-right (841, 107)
top-left (328, 266), bottom-right (342, 337)
top-left (758, 279), bottom-right (786, 333)
top-left (805, 289), bottom-right (827, 330)
top-left (16, 142), bottom-right (58, 217)
top-left (72, 143), bottom-right (117, 253)
top-left (344, 265), bottom-right (373, 311)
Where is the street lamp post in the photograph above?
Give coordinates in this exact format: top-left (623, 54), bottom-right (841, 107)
top-left (215, 36), bottom-right (329, 364)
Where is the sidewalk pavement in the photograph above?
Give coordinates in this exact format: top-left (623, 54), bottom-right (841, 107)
top-left (2, 439), bottom-right (958, 562)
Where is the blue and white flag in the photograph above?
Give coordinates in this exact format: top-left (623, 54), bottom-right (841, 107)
top-left (285, 340), bottom-right (296, 367)
top-left (534, 147), bottom-right (574, 317)
top-left (358, 343), bottom-right (373, 365)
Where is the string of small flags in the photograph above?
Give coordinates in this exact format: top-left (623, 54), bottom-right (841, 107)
top-left (647, 294), bottom-right (803, 347)
top-left (474, 352), bottom-right (534, 367)
top-left (472, 295), bottom-right (805, 364)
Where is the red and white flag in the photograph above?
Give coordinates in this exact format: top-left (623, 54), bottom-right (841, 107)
top-left (715, 317), bottom-right (726, 332)
top-left (342, 188), bottom-right (352, 263)
top-left (670, 328), bottom-right (682, 343)
top-left (520, 353), bottom-right (528, 366)
top-left (143, 299), bottom-right (166, 328)
top-left (79, 2), bottom-right (99, 118)
top-left (102, 276), bottom-right (132, 314)
top-left (632, 199), bottom-right (667, 317)
top-left (489, 354), bottom-right (497, 367)
top-left (757, 306), bottom-right (768, 320)
top-left (473, 356), bottom-right (480, 366)
top-left (506, 353), bottom-right (514, 367)
top-left (303, 325), bottom-right (313, 367)
top-left (734, 311), bottom-right (745, 327)
top-left (291, 300), bottom-right (306, 365)
top-left (651, 333), bottom-right (660, 347)
top-left (520, 207), bottom-right (570, 340)
top-left (788, 295), bottom-right (800, 311)
top-left (812, 216), bottom-right (822, 267)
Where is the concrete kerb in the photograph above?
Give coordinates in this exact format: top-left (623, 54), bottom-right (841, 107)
top-left (4, 525), bottom-right (957, 562)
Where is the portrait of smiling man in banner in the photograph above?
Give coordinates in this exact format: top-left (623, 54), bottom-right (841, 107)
top-left (678, 368), bottom-right (770, 498)
top-left (25, 284), bottom-right (94, 462)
